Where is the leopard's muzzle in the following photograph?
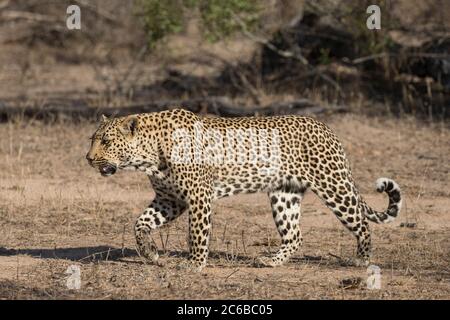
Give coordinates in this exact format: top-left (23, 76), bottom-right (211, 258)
top-left (86, 153), bottom-right (117, 176)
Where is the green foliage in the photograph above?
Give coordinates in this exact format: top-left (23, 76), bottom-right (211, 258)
top-left (197, 0), bottom-right (262, 42)
top-left (136, 0), bottom-right (185, 48)
top-left (136, 0), bottom-right (262, 47)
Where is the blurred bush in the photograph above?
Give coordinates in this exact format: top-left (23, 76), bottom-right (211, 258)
top-left (0, 0), bottom-right (448, 118)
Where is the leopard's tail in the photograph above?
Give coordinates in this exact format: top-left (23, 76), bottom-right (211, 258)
top-left (360, 177), bottom-right (402, 224)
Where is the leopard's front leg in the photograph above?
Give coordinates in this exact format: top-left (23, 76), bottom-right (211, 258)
top-left (172, 166), bottom-right (214, 272)
top-left (135, 197), bottom-right (186, 264)
top-left (135, 177), bottom-right (186, 264)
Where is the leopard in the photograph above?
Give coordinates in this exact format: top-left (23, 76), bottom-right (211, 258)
top-left (86, 108), bottom-right (402, 271)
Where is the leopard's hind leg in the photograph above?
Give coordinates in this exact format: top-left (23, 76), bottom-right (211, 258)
top-left (257, 189), bottom-right (304, 267)
top-left (311, 177), bottom-right (371, 266)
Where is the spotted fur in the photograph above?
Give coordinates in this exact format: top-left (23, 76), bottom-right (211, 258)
top-left (86, 109), bottom-right (402, 270)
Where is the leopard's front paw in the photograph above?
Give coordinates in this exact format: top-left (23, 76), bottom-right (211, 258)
top-left (136, 242), bottom-right (163, 266)
top-left (176, 259), bottom-right (206, 273)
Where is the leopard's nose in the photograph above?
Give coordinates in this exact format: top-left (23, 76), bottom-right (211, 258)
top-left (86, 153), bottom-right (93, 162)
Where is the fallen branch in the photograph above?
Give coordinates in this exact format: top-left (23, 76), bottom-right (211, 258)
top-left (352, 52), bottom-right (450, 64)
top-left (0, 96), bottom-right (348, 123)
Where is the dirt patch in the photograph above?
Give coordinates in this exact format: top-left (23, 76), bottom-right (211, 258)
top-left (0, 114), bottom-right (449, 299)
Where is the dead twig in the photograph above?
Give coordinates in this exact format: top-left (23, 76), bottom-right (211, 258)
top-left (224, 269), bottom-right (240, 281)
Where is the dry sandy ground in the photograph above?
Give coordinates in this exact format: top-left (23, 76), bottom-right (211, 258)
top-left (0, 114), bottom-right (449, 299)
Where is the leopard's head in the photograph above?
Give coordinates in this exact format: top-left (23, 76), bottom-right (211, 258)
top-left (86, 114), bottom-right (151, 176)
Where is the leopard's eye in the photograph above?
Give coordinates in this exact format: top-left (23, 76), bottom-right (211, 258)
top-left (101, 137), bottom-right (110, 145)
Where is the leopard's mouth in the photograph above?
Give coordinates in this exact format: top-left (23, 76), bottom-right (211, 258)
top-left (99, 164), bottom-right (117, 176)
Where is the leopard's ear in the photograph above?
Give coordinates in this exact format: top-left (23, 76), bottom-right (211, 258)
top-left (119, 115), bottom-right (138, 137)
top-left (100, 114), bottom-right (108, 123)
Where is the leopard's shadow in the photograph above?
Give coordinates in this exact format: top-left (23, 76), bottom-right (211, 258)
top-left (0, 246), bottom-right (137, 262)
top-left (0, 246), bottom-right (252, 265)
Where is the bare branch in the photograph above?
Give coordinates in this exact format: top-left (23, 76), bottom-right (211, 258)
top-left (231, 11), bottom-right (308, 65)
top-left (230, 11), bottom-right (342, 94)
top-left (353, 52), bottom-right (450, 64)
top-left (0, 10), bottom-right (59, 23)
top-left (74, 0), bottom-right (122, 25)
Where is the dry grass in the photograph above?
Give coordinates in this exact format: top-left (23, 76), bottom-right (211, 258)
top-left (0, 114), bottom-right (449, 299)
